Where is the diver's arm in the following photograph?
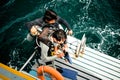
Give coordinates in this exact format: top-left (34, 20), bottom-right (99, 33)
top-left (58, 17), bottom-right (73, 35)
top-left (25, 18), bottom-right (43, 30)
top-left (40, 42), bottom-right (64, 62)
top-left (58, 17), bottom-right (71, 30)
top-left (40, 42), bottom-right (58, 62)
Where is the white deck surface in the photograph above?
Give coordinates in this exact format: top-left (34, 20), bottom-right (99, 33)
top-left (55, 35), bottom-right (120, 80)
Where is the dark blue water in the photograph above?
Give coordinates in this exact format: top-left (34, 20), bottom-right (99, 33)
top-left (0, 0), bottom-right (120, 68)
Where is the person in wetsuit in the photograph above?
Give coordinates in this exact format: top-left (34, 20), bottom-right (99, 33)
top-left (38, 29), bottom-right (68, 68)
top-left (25, 9), bottom-right (72, 68)
top-left (26, 9), bottom-right (73, 39)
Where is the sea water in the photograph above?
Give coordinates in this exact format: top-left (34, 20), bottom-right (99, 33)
top-left (0, 0), bottom-right (120, 69)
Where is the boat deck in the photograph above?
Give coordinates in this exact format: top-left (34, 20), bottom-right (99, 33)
top-left (55, 36), bottom-right (120, 80)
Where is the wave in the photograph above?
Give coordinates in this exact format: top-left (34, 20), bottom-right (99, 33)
top-left (0, 9), bottom-right (41, 34)
top-left (2, 0), bottom-right (15, 8)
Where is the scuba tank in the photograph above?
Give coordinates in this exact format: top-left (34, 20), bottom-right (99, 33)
top-left (26, 33), bottom-right (35, 42)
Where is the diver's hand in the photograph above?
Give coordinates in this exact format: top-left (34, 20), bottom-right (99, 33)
top-left (30, 25), bottom-right (40, 36)
top-left (57, 53), bottom-right (64, 58)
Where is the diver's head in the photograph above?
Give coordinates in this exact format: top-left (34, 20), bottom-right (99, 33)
top-left (43, 9), bottom-right (57, 24)
top-left (52, 29), bottom-right (67, 44)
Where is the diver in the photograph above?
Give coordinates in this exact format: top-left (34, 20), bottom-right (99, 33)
top-left (38, 29), bottom-right (68, 68)
top-left (25, 9), bottom-right (73, 41)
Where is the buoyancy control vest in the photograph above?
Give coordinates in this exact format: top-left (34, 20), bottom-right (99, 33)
top-left (36, 36), bottom-right (65, 57)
